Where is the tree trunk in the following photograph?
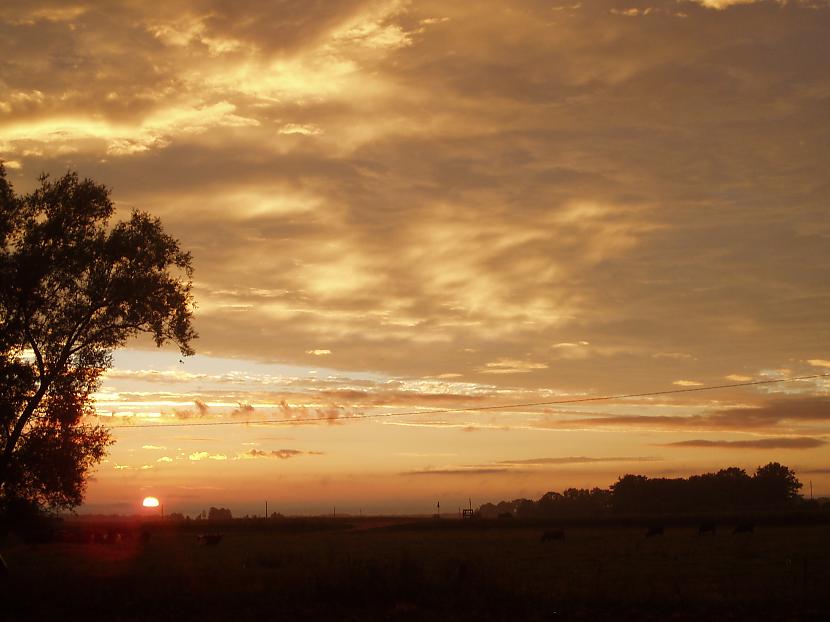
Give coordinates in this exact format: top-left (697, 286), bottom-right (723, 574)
top-left (0, 379), bottom-right (52, 493)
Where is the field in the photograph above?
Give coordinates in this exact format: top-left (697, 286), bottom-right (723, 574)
top-left (2, 518), bottom-right (829, 621)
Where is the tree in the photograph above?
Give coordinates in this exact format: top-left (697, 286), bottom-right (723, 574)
top-left (207, 506), bottom-right (232, 521)
top-left (0, 164), bottom-right (196, 514)
top-left (609, 474), bottom-right (650, 513)
top-left (753, 462), bottom-right (802, 507)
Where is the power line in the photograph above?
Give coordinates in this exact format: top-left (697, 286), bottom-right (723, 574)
top-left (101, 372), bottom-right (830, 430)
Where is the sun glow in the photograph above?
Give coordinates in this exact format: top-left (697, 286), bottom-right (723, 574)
top-left (142, 496), bottom-right (160, 508)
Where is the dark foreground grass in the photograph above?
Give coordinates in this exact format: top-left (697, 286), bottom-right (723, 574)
top-left (1, 519), bottom-right (829, 621)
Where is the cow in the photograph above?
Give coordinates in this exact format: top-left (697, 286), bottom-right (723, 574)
top-left (733, 522), bottom-right (755, 535)
top-left (196, 533), bottom-right (224, 546)
top-left (698, 522), bottom-right (717, 536)
top-left (540, 529), bottom-right (565, 542)
top-left (645, 525), bottom-right (664, 538)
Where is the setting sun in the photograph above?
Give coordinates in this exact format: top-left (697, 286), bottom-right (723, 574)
top-left (142, 496), bottom-right (160, 508)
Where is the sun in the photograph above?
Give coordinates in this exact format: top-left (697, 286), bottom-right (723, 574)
top-left (142, 496), bottom-right (160, 508)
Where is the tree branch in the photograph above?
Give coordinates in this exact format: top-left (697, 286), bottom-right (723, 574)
top-left (23, 326), bottom-right (45, 380)
top-left (67, 321), bottom-right (146, 356)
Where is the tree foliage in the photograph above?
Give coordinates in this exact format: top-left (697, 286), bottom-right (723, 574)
top-left (609, 463), bottom-right (802, 514)
top-left (0, 164), bottom-right (196, 514)
top-left (479, 463), bottom-right (805, 518)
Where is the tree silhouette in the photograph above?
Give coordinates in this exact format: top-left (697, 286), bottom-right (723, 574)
top-left (207, 507), bottom-right (232, 521)
top-left (0, 164), bottom-right (196, 514)
top-left (479, 463), bottom-right (806, 518)
top-left (753, 462), bottom-right (802, 507)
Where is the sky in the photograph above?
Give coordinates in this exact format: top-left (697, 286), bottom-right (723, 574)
top-left (1, 0), bottom-right (829, 516)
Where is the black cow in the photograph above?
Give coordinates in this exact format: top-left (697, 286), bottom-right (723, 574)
top-left (197, 533), bottom-right (224, 546)
top-left (540, 529), bottom-right (565, 542)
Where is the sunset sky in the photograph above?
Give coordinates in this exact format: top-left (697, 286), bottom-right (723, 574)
top-left (1, 0), bottom-right (829, 516)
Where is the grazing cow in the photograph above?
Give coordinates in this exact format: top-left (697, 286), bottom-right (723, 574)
top-left (645, 525), bottom-right (664, 538)
top-left (698, 522), bottom-right (717, 536)
top-left (540, 529), bottom-right (565, 542)
top-left (196, 533), bottom-right (224, 546)
top-left (733, 522), bottom-right (755, 535)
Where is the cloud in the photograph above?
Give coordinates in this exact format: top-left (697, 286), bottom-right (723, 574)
top-left (537, 396), bottom-right (830, 433)
top-left (481, 359), bottom-right (549, 375)
top-left (189, 451), bottom-right (228, 461)
top-left (142, 444), bottom-right (166, 450)
top-left (282, 124), bottom-right (323, 136)
top-left (239, 448), bottom-right (323, 459)
top-left (275, 400), bottom-right (361, 425)
top-left (157, 456), bottom-right (174, 463)
top-left (400, 455), bottom-right (663, 476)
top-left (400, 468), bottom-right (512, 476)
top-left (660, 437), bottom-right (826, 450)
top-left (694, 0), bottom-right (760, 9)
top-left (230, 402), bottom-right (255, 417)
top-left (808, 359), bottom-right (830, 369)
top-left (707, 397), bottom-right (830, 428)
top-left (306, 349), bottom-right (332, 355)
top-left (673, 380), bottom-right (704, 387)
top-left (173, 437), bottom-right (219, 442)
top-left (105, 369), bottom-right (208, 383)
top-left (497, 456), bottom-right (662, 466)
top-left (653, 352), bottom-right (695, 361)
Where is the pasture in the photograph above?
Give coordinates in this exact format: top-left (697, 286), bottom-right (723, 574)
top-left (1, 519), bottom-right (828, 621)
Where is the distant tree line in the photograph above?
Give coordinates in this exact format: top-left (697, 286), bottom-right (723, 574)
top-left (478, 463), bottom-right (808, 518)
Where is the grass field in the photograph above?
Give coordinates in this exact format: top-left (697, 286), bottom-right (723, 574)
top-left (2, 518), bottom-right (829, 621)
